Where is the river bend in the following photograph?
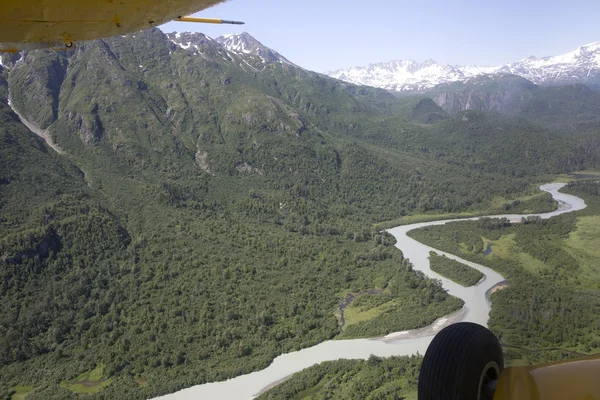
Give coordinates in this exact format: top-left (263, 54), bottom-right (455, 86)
top-left (154, 183), bottom-right (586, 400)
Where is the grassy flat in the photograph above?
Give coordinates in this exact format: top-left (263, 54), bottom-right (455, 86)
top-left (565, 215), bottom-right (600, 284)
top-left (515, 252), bottom-right (548, 274)
top-left (342, 299), bottom-right (398, 330)
top-left (483, 234), bottom-right (548, 274)
top-left (483, 234), bottom-right (515, 259)
top-left (135, 377), bottom-right (149, 387)
top-left (60, 364), bottom-right (112, 394)
top-left (11, 386), bottom-right (33, 400)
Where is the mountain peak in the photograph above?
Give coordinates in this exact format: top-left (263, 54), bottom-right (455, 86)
top-left (421, 58), bottom-right (439, 67)
top-left (215, 32), bottom-right (258, 54)
top-left (215, 32), bottom-right (295, 65)
top-left (164, 31), bottom-right (296, 68)
top-left (579, 41), bottom-right (600, 51)
top-left (166, 31), bottom-right (215, 51)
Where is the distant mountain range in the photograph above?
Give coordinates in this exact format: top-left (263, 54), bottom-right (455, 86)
top-left (326, 42), bottom-right (600, 91)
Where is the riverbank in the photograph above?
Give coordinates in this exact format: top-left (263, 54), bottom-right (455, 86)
top-left (153, 183), bottom-right (586, 400)
top-left (380, 307), bottom-right (466, 342)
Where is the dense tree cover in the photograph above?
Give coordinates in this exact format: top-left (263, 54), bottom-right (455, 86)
top-left (409, 182), bottom-right (600, 364)
top-left (0, 184), bottom-right (456, 399)
top-left (566, 179), bottom-right (600, 196)
top-left (257, 355), bottom-right (421, 400)
top-left (498, 192), bottom-right (557, 214)
top-left (374, 191), bottom-right (557, 230)
top-left (0, 48), bottom-right (470, 398)
top-left (428, 252), bottom-right (484, 286)
top-left (2, 28), bottom-right (600, 399)
top-left (350, 110), bottom-right (599, 178)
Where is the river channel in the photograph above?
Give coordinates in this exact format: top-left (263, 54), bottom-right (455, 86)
top-left (155, 183), bottom-right (586, 400)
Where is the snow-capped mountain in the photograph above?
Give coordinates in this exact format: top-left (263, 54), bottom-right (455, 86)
top-left (326, 42), bottom-right (600, 92)
top-left (214, 32), bottom-right (295, 65)
top-left (496, 42), bottom-right (600, 86)
top-left (327, 60), bottom-right (495, 92)
top-left (166, 31), bottom-right (296, 70)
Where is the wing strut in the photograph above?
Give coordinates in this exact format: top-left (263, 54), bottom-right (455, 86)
top-left (177, 17), bottom-right (244, 25)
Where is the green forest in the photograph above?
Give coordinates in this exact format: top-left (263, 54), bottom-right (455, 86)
top-left (1, 28), bottom-right (600, 400)
top-left (428, 252), bottom-right (484, 287)
top-left (256, 356), bottom-right (421, 400)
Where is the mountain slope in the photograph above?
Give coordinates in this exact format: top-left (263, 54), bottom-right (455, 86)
top-left (427, 74), bottom-right (600, 132)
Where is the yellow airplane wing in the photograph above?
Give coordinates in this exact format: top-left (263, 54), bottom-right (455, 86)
top-left (0, 0), bottom-right (242, 52)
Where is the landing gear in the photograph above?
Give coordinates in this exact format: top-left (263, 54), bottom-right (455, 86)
top-left (418, 322), bottom-right (504, 400)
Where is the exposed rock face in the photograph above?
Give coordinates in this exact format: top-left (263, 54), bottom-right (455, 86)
top-left (429, 74), bottom-right (537, 115)
top-left (66, 110), bottom-right (103, 145)
top-left (235, 162), bottom-right (263, 175)
top-left (224, 95), bottom-right (305, 136)
top-left (426, 74), bottom-right (600, 132)
top-left (7, 52), bottom-right (67, 128)
top-left (194, 150), bottom-right (213, 175)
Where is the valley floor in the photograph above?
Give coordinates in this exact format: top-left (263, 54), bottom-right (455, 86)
top-left (156, 183), bottom-right (587, 399)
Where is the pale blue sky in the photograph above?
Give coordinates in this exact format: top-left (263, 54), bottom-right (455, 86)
top-left (160, 0), bottom-right (600, 72)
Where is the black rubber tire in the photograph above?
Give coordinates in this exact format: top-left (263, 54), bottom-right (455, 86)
top-left (418, 322), bottom-right (504, 400)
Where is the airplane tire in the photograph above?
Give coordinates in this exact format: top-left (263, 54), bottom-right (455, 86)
top-left (418, 322), bottom-right (504, 400)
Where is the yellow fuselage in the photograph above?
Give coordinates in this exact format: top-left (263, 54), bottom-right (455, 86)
top-left (494, 354), bottom-right (600, 400)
